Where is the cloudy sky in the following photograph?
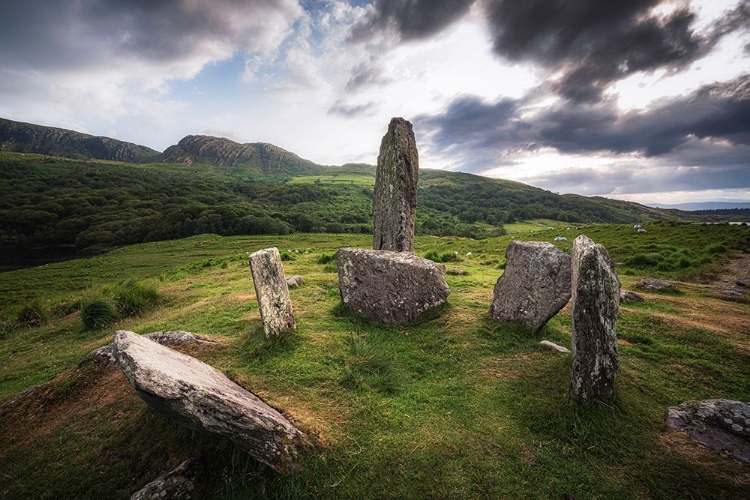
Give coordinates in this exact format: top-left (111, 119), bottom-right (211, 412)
top-left (1, 0), bottom-right (748, 204)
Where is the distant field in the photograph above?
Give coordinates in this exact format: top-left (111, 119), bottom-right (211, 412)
top-left (287, 173), bottom-right (375, 186)
top-left (1, 223), bottom-right (749, 499)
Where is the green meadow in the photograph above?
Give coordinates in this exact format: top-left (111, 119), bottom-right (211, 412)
top-left (1, 222), bottom-right (749, 499)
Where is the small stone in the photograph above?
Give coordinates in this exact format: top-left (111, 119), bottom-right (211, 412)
top-left (372, 118), bottom-right (419, 252)
top-left (446, 268), bottom-right (467, 276)
top-left (638, 278), bottom-right (676, 291)
top-left (570, 235), bottom-right (620, 403)
top-left (248, 247), bottom-right (296, 337)
top-left (619, 290), bottom-right (644, 303)
top-left (489, 240), bottom-right (572, 332)
top-left (539, 340), bottom-right (571, 354)
top-left (285, 275), bottom-right (304, 288)
top-left (336, 248), bottom-right (449, 324)
top-left (130, 460), bottom-right (202, 500)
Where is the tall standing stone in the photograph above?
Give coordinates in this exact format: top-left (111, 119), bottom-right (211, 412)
top-left (248, 247), bottom-right (296, 337)
top-left (570, 235), bottom-right (620, 403)
top-left (373, 117), bottom-right (419, 252)
top-left (489, 240), bottom-right (571, 332)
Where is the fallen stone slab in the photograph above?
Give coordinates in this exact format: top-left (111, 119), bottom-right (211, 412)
top-left (131, 459), bottom-right (202, 500)
top-left (570, 235), bottom-right (620, 403)
top-left (249, 247), bottom-right (296, 337)
top-left (114, 330), bottom-right (307, 474)
top-left (489, 240), bottom-right (571, 332)
top-left (619, 290), bottom-right (644, 303)
top-left (336, 248), bottom-right (449, 324)
top-left (373, 117), bottom-right (419, 252)
top-left (667, 399), bottom-right (750, 463)
top-left (539, 340), bottom-right (571, 354)
top-left (87, 331), bottom-right (213, 368)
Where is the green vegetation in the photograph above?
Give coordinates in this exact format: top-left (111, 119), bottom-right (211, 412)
top-left (1, 224), bottom-right (749, 499)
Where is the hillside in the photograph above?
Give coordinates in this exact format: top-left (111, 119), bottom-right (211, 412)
top-left (0, 117), bottom-right (159, 162)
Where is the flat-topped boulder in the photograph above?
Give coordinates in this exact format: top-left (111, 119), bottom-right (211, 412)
top-left (489, 240), bottom-right (571, 332)
top-left (336, 248), bottom-right (449, 324)
top-left (373, 117), bottom-right (419, 252)
top-left (113, 330), bottom-right (307, 474)
top-left (667, 399), bottom-right (750, 463)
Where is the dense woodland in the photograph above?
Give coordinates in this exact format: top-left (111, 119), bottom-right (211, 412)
top-left (0, 151), bottom-right (699, 254)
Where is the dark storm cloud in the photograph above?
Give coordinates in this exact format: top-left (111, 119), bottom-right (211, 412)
top-left (351, 0), bottom-right (476, 41)
top-left (415, 75), bottom-right (750, 170)
top-left (353, 0), bottom-right (749, 102)
top-left (0, 0), bottom-right (301, 71)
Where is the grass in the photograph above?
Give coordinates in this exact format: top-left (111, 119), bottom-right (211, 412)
top-left (1, 225), bottom-right (749, 499)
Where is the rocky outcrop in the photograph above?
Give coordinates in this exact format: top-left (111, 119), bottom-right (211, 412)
top-left (336, 248), bottom-right (449, 324)
top-left (131, 460), bottom-right (202, 500)
top-left (489, 240), bottom-right (571, 332)
top-left (666, 399), bottom-right (750, 463)
top-left (570, 235), bottom-right (620, 403)
top-left (249, 248), bottom-right (296, 337)
top-left (372, 118), bottom-right (419, 252)
top-left (87, 331), bottom-right (213, 368)
top-left (159, 135), bottom-right (319, 172)
top-left (113, 330), bottom-right (307, 474)
top-left (0, 117), bottom-right (159, 162)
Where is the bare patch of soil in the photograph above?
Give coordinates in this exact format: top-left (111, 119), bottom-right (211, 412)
top-left (712, 253), bottom-right (750, 303)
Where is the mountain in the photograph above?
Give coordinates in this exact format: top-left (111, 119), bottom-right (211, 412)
top-left (158, 135), bottom-right (322, 173)
top-left (647, 201), bottom-right (750, 211)
top-left (0, 117), bottom-right (159, 162)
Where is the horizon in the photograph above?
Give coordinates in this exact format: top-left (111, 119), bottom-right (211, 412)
top-left (1, 0), bottom-right (748, 205)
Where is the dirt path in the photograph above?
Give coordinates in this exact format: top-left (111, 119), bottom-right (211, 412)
top-left (712, 253), bottom-right (750, 302)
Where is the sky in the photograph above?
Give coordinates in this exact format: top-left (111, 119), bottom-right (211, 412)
top-left (0, 0), bottom-right (748, 205)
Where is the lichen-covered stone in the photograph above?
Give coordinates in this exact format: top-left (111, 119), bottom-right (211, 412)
top-left (131, 460), bottom-right (202, 500)
top-left (113, 330), bottom-right (307, 474)
top-left (335, 248), bottom-right (449, 324)
top-left (570, 235), bottom-right (620, 403)
top-left (87, 331), bottom-right (213, 368)
top-left (666, 399), bottom-right (750, 463)
top-left (285, 275), bottom-right (304, 288)
top-left (372, 117), bottom-right (419, 252)
top-left (638, 278), bottom-right (675, 291)
top-left (489, 240), bottom-right (571, 332)
top-left (248, 248), bottom-right (296, 337)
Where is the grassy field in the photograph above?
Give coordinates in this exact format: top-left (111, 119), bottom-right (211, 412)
top-left (1, 222), bottom-right (749, 499)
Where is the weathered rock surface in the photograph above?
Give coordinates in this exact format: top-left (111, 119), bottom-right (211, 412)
top-left (87, 331), bottom-right (213, 368)
top-left (285, 275), bottom-right (304, 288)
top-left (336, 248), bottom-right (449, 324)
top-left (666, 399), bottom-right (750, 463)
top-left (638, 278), bottom-right (676, 291)
top-left (540, 340), bottom-right (571, 354)
top-left (372, 117), bottom-right (419, 252)
top-left (447, 268), bottom-right (468, 275)
top-left (131, 460), bottom-right (202, 500)
top-left (489, 240), bottom-right (572, 332)
top-left (248, 248), bottom-right (296, 337)
top-left (619, 290), bottom-right (644, 303)
top-left (113, 330), bottom-right (307, 474)
top-left (570, 235), bottom-right (620, 403)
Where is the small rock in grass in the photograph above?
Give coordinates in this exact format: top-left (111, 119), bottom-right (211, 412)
top-left (285, 275), bottom-right (304, 288)
top-left (619, 290), bottom-right (644, 303)
top-left (539, 340), bottom-right (570, 354)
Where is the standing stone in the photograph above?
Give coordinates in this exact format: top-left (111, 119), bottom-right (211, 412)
top-left (489, 240), bottom-right (571, 332)
top-left (113, 330), bottom-right (307, 475)
top-left (248, 248), bottom-right (296, 337)
top-left (373, 117), bottom-right (419, 252)
top-left (570, 235), bottom-right (620, 403)
top-left (336, 248), bottom-right (449, 324)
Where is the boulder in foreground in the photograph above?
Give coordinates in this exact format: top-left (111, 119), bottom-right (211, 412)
top-left (113, 330), bottom-right (307, 474)
top-left (489, 240), bottom-right (571, 332)
top-left (336, 248), bottom-right (449, 324)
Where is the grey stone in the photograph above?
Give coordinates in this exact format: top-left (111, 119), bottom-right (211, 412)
top-left (619, 290), bottom-right (644, 303)
top-left (285, 275), bottom-right (304, 288)
top-left (639, 278), bottom-right (675, 291)
top-left (539, 340), bottom-right (571, 354)
top-left (372, 117), bottom-right (419, 252)
top-left (446, 268), bottom-right (468, 275)
top-left (666, 399), bottom-right (750, 463)
top-left (248, 247), bottom-right (296, 337)
top-left (570, 235), bottom-right (620, 403)
top-left (113, 330), bottom-right (307, 474)
top-left (489, 240), bottom-right (572, 332)
top-left (87, 331), bottom-right (213, 368)
top-left (335, 248), bottom-right (449, 324)
top-left (131, 460), bottom-right (202, 500)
